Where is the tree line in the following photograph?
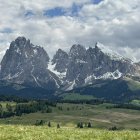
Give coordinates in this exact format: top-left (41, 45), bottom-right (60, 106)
top-left (0, 100), bottom-right (55, 118)
top-left (59, 98), bottom-right (105, 105)
top-left (106, 103), bottom-right (140, 110)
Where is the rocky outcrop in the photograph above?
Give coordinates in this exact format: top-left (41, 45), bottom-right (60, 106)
top-left (52, 49), bottom-right (69, 73)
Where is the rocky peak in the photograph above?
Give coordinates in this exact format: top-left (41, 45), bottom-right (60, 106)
top-left (69, 44), bottom-right (86, 60)
top-left (8, 37), bottom-right (49, 62)
top-left (0, 37), bottom-right (60, 89)
top-left (95, 42), bottom-right (101, 52)
top-left (14, 37), bottom-right (27, 46)
top-left (52, 49), bottom-right (68, 64)
top-left (51, 49), bottom-right (69, 73)
top-left (0, 37), bottom-right (139, 91)
top-left (10, 37), bottom-right (30, 51)
top-left (16, 36), bottom-right (26, 43)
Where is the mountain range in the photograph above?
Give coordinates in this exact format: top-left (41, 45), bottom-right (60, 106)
top-left (0, 37), bottom-right (140, 101)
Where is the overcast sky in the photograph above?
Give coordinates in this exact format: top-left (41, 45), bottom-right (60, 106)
top-left (0, 0), bottom-right (140, 61)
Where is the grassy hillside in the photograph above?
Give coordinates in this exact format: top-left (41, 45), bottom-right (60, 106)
top-left (0, 125), bottom-right (139, 140)
top-left (125, 77), bottom-right (140, 91)
top-left (60, 93), bottom-right (95, 101)
top-left (0, 103), bottom-right (140, 130)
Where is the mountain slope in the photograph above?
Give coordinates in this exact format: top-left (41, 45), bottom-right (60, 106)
top-left (0, 80), bottom-right (57, 99)
top-left (61, 77), bottom-right (140, 102)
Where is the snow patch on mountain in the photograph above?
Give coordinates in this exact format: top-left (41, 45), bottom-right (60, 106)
top-left (85, 75), bottom-right (96, 85)
top-left (65, 80), bottom-right (76, 91)
top-left (31, 62), bottom-right (41, 87)
top-left (97, 70), bottom-right (122, 80)
top-left (84, 70), bottom-right (122, 85)
top-left (2, 71), bottom-right (23, 80)
top-left (97, 42), bottom-right (132, 62)
top-left (33, 49), bottom-right (38, 55)
top-left (48, 61), bottom-right (66, 79)
top-left (76, 59), bottom-right (87, 64)
top-left (15, 48), bottom-right (21, 54)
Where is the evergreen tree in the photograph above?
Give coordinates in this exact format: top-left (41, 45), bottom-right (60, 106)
top-left (48, 121), bottom-right (51, 127)
top-left (88, 122), bottom-right (92, 128)
top-left (77, 122), bottom-right (81, 128)
top-left (40, 120), bottom-right (44, 125)
top-left (77, 122), bottom-right (83, 128)
top-left (57, 124), bottom-right (60, 128)
top-left (80, 122), bottom-right (83, 128)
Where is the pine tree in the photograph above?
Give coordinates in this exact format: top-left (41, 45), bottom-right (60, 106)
top-left (48, 121), bottom-right (51, 127)
top-left (77, 122), bottom-right (81, 128)
top-left (88, 122), bottom-right (92, 128)
top-left (80, 122), bottom-right (83, 128)
top-left (57, 124), bottom-right (60, 128)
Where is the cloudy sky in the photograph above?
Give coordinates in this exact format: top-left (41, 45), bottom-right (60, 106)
top-left (0, 0), bottom-right (140, 61)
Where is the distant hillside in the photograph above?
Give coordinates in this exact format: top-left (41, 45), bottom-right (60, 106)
top-left (61, 77), bottom-right (140, 102)
top-left (0, 81), bottom-right (56, 100)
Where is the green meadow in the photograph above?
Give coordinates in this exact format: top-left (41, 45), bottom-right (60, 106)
top-left (0, 125), bottom-right (140, 140)
top-left (0, 102), bottom-right (140, 140)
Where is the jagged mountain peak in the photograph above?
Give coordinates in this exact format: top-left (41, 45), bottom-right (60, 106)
top-left (15, 36), bottom-right (27, 45)
top-left (70, 44), bottom-right (86, 54)
top-left (50, 48), bottom-right (69, 74)
top-left (95, 42), bottom-right (133, 63)
top-left (57, 48), bottom-right (66, 53)
top-left (69, 44), bottom-right (86, 60)
top-left (71, 44), bottom-right (85, 48)
top-left (9, 36), bottom-right (49, 60)
top-left (11, 36), bottom-right (43, 49)
top-left (10, 36), bottom-right (31, 49)
top-left (0, 37), bottom-right (61, 90)
top-left (95, 42), bottom-right (101, 51)
top-left (52, 49), bottom-right (68, 64)
top-left (0, 37), bottom-right (140, 92)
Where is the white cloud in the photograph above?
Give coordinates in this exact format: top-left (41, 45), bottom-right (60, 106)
top-left (0, 0), bottom-right (140, 62)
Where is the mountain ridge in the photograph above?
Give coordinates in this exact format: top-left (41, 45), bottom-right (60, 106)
top-left (0, 36), bottom-right (140, 99)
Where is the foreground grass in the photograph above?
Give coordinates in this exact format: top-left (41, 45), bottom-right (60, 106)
top-left (0, 125), bottom-right (139, 140)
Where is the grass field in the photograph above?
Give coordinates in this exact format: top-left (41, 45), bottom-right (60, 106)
top-left (0, 125), bottom-right (139, 140)
top-left (60, 93), bottom-right (95, 101)
top-left (0, 102), bottom-right (140, 140)
top-left (0, 103), bottom-right (140, 130)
